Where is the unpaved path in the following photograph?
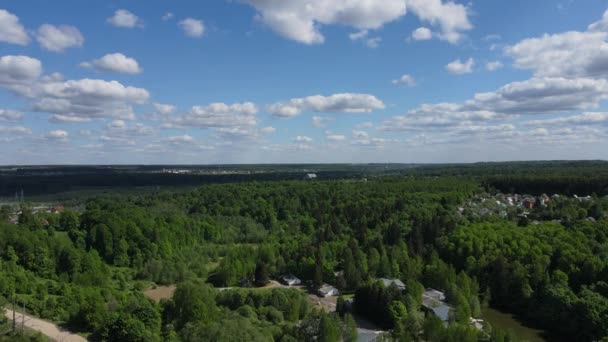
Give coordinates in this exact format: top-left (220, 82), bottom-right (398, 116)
top-left (4, 308), bottom-right (87, 342)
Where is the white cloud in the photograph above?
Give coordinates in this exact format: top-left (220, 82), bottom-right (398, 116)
top-left (35, 24), bottom-right (84, 52)
top-left (294, 135), bottom-right (312, 142)
top-left (213, 126), bottom-right (274, 140)
top-left (326, 134), bottom-right (346, 141)
top-left (268, 93), bottom-right (385, 118)
top-left (525, 112), bottom-right (608, 126)
top-left (179, 18), bottom-right (205, 38)
top-left (485, 61), bottom-right (504, 71)
top-left (506, 11), bottom-right (608, 79)
top-left (0, 55), bottom-right (42, 95)
top-left (0, 125), bottom-right (31, 135)
top-left (482, 34), bottom-right (501, 42)
top-left (27, 78), bottom-right (150, 122)
top-left (165, 135), bottom-right (194, 143)
top-left (107, 119), bottom-right (127, 130)
top-left (243, 0), bottom-right (407, 44)
top-left (0, 9), bottom-right (29, 45)
top-left (351, 136), bottom-right (390, 147)
top-left (0, 109), bottom-right (23, 122)
top-left (381, 75), bottom-right (608, 133)
top-left (168, 102), bottom-right (258, 128)
top-left (49, 115), bottom-right (92, 123)
top-left (352, 130), bottom-right (369, 139)
top-left (588, 9), bottom-right (608, 32)
top-left (46, 129), bottom-right (68, 140)
top-left (349, 30), bottom-right (368, 41)
top-left (349, 30), bottom-right (382, 48)
top-left (465, 77), bottom-right (608, 114)
top-left (107, 9), bottom-right (142, 28)
top-left (0, 56), bottom-right (150, 122)
top-left (312, 115), bottom-right (334, 128)
top-left (357, 121), bottom-right (374, 129)
top-left (412, 27), bottom-right (432, 40)
top-left (81, 53), bottom-right (142, 74)
top-left (153, 103), bottom-right (176, 115)
top-left (405, 0), bottom-right (472, 44)
top-left (380, 103), bottom-right (505, 132)
top-left (446, 58), bottom-right (474, 74)
top-left (392, 74), bottom-right (416, 86)
top-left (162, 12), bottom-right (175, 21)
top-left (260, 126), bottom-right (276, 134)
top-left (103, 120), bottom-right (155, 143)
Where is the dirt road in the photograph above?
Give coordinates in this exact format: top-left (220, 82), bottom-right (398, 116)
top-left (3, 309), bottom-right (87, 342)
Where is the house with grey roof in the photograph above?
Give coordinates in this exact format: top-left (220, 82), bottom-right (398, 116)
top-left (422, 288), bottom-right (451, 324)
top-left (379, 278), bottom-right (406, 291)
top-left (318, 284), bottom-right (339, 297)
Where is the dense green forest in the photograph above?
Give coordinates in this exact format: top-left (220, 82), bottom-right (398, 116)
top-left (0, 163), bottom-right (607, 341)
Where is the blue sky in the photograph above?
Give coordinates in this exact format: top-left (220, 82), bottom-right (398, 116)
top-left (1, 0), bottom-right (608, 164)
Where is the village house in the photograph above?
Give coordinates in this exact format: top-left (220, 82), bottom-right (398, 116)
top-left (280, 274), bottom-right (302, 286)
top-left (317, 284), bottom-right (339, 297)
top-left (379, 278), bottom-right (406, 291)
top-left (522, 198), bottom-right (535, 209)
top-left (539, 194), bottom-right (550, 206)
top-left (421, 288), bottom-right (451, 324)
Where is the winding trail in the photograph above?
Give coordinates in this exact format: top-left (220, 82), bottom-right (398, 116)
top-left (3, 308), bottom-right (87, 342)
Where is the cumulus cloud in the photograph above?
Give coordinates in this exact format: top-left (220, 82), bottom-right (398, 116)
top-left (0, 9), bottom-right (30, 45)
top-left (103, 120), bottom-right (155, 143)
top-left (352, 130), bottom-right (369, 139)
top-left (35, 24), bottom-right (84, 52)
top-left (167, 102), bottom-right (258, 129)
top-left (312, 115), bottom-right (334, 128)
top-left (81, 53), bottom-right (142, 74)
top-left (260, 126), bottom-right (276, 134)
top-left (107, 9), bottom-right (143, 28)
top-left (153, 103), bottom-right (176, 115)
top-left (446, 58), bottom-right (474, 74)
top-left (0, 55), bottom-right (42, 95)
top-left (525, 112), bottom-right (608, 127)
top-left (0, 125), bottom-right (31, 135)
top-left (0, 56), bottom-right (150, 122)
top-left (268, 93), bottom-right (385, 118)
top-left (392, 74), bottom-right (416, 86)
top-left (46, 129), bottom-right (68, 140)
top-left (162, 12), bottom-right (175, 21)
top-left (179, 18), bottom-right (205, 38)
top-left (326, 134), bottom-right (346, 142)
top-left (165, 135), bottom-right (194, 144)
top-left (0, 109), bottom-right (23, 122)
top-left (243, 0), bottom-right (407, 44)
top-left (405, 0), bottom-right (472, 44)
top-left (506, 11), bottom-right (608, 79)
top-left (485, 61), bottom-right (504, 71)
top-left (49, 115), bottom-right (92, 123)
top-left (349, 30), bottom-right (382, 48)
top-left (381, 76), bottom-right (608, 133)
top-left (294, 135), bottom-right (313, 142)
top-left (0, 108), bottom-right (23, 122)
top-left (411, 27), bottom-right (432, 40)
top-left (213, 125), bottom-right (274, 141)
top-left (31, 79), bottom-right (150, 122)
top-left (465, 77), bottom-right (608, 114)
top-left (380, 103), bottom-right (505, 132)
